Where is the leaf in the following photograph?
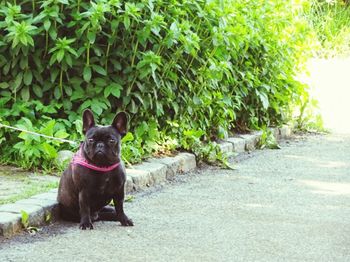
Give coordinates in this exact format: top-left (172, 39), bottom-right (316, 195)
top-left (23, 70), bottom-right (33, 86)
top-left (13, 73), bottom-right (23, 91)
top-left (257, 91), bottom-right (269, 109)
top-left (91, 103), bottom-right (103, 115)
top-left (49, 27), bottom-right (57, 40)
top-left (21, 86), bottom-right (30, 101)
top-left (104, 83), bottom-right (121, 98)
top-left (123, 16), bottom-right (130, 30)
top-left (193, 95), bottom-right (202, 105)
top-left (268, 143), bottom-right (281, 149)
top-left (94, 78), bottom-right (107, 87)
top-left (45, 212), bottom-right (51, 223)
top-left (111, 19), bottom-right (119, 31)
top-left (92, 65), bottom-right (107, 76)
top-left (54, 86), bottom-right (61, 99)
top-left (55, 129), bottom-right (69, 139)
top-left (49, 53), bottom-right (57, 66)
top-left (111, 87), bottom-right (121, 98)
top-left (83, 66), bottom-right (92, 82)
top-left (42, 143), bottom-right (58, 158)
top-left (63, 99), bottom-right (72, 110)
top-left (50, 68), bottom-right (59, 83)
top-left (43, 19), bottom-right (51, 31)
top-left (65, 53), bottom-right (73, 67)
top-left (71, 87), bottom-right (85, 100)
top-left (122, 132), bottom-right (134, 143)
top-left (40, 120), bottom-right (55, 136)
top-left (80, 100), bottom-right (91, 110)
top-left (56, 49), bottom-right (65, 63)
top-left (64, 85), bottom-right (72, 96)
top-left (58, 0), bottom-right (69, 4)
top-left (21, 210), bottom-right (29, 229)
top-left (87, 30), bottom-right (96, 44)
top-left (0, 82), bottom-right (9, 89)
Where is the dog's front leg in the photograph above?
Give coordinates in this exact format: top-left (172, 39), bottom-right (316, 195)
top-left (79, 190), bottom-right (93, 229)
top-left (113, 189), bottom-right (134, 226)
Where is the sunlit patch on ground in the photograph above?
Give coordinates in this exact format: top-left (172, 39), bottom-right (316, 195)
top-left (304, 57), bottom-right (350, 134)
top-left (299, 179), bottom-right (350, 195)
top-left (284, 154), bottom-right (350, 170)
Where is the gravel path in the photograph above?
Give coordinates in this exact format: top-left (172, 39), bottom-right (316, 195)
top-left (1, 133), bottom-right (350, 262)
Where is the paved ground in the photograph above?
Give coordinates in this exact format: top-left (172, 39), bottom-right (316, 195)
top-left (1, 133), bottom-right (350, 262)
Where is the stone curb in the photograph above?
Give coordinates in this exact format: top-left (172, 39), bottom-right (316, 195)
top-left (0, 125), bottom-right (292, 238)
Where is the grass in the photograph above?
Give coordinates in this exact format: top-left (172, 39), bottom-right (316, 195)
top-left (0, 173), bottom-right (58, 205)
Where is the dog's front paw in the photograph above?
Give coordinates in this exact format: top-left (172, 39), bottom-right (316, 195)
top-left (79, 218), bottom-right (94, 230)
top-left (117, 214), bottom-right (134, 226)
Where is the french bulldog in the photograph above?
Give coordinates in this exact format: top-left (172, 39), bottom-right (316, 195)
top-left (57, 109), bottom-right (133, 229)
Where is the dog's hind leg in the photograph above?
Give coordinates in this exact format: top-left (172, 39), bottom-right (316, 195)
top-left (59, 204), bottom-right (80, 222)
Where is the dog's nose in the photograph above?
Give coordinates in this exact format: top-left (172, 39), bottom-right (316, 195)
top-left (96, 142), bottom-right (104, 149)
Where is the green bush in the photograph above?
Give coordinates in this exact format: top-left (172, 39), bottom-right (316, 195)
top-left (0, 0), bottom-right (311, 170)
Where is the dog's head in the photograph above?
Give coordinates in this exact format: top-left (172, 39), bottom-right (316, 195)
top-left (81, 109), bottom-right (127, 166)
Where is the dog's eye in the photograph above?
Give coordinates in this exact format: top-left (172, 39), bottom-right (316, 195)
top-left (109, 139), bottom-right (115, 143)
top-left (88, 138), bottom-right (94, 143)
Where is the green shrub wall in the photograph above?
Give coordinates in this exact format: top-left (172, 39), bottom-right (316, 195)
top-left (0, 0), bottom-right (310, 169)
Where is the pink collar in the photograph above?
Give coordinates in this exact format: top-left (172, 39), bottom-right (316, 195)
top-left (72, 146), bottom-right (120, 172)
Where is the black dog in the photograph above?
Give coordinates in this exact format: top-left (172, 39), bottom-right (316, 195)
top-left (57, 109), bottom-right (133, 229)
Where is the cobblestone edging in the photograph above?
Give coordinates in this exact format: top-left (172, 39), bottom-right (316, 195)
top-left (0, 125), bottom-right (292, 237)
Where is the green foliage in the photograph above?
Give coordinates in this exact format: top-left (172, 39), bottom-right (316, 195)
top-left (296, 96), bottom-right (327, 132)
top-left (20, 210), bottom-right (39, 235)
top-left (20, 210), bottom-right (30, 229)
top-left (0, 0), bottom-right (312, 170)
top-left (45, 212), bottom-right (52, 223)
top-left (303, 0), bottom-right (350, 57)
top-left (258, 128), bottom-right (281, 150)
top-left (124, 195), bottom-right (135, 202)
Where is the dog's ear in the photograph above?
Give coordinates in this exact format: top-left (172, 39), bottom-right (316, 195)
top-left (82, 109), bottom-right (95, 134)
top-left (112, 112), bottom-right (128, 136)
